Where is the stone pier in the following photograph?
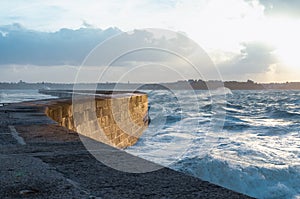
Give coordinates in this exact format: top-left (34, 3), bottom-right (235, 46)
top-left (0, 90), bottom-right (253, 198)
top-left (43, 90), bottom-right (148, 148)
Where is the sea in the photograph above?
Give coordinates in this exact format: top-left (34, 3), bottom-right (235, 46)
top-left (1, 89), bottom-right (300, 199)
top-left (0, 89), bottom-right (57, 105)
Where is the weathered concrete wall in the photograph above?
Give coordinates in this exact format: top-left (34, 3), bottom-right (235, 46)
top-left (45, 93), bottom-right (148, 148)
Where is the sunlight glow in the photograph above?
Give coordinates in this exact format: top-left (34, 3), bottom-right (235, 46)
top-left (1, 0), bottom-right (300, 82)
top-left (264, 18), bottom-right (300, 70)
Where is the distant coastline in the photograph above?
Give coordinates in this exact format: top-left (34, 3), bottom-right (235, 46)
top-left (1, 79), bottom-right (300, 90)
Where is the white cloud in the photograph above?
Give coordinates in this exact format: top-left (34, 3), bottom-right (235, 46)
top-left (0, 0), bottom-right (280, 53)
top-left (258, 0), bottom-right (300, 17)
top-left (0, 0), bottom-right (300, 82)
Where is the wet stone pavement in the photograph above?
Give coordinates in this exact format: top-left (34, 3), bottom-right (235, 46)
top-left (0, 101), bottom-right (253, 199)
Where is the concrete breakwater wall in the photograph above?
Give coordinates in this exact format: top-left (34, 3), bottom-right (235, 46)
top-left (44, 91), bottom-right (149, 148)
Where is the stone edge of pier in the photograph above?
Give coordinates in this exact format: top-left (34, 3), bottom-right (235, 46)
top-left (0, 94), bottom-right (253, 199)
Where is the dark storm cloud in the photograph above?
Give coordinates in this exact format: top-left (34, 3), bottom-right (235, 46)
top-left (74, 28), bottom-right (211, 72)
top-left (219, 41), bottom-right (278, 75)
top-left (0, 25), bottom-right (207, 68)
top-left (0, 23), bottom-right (121, 66)
top-left (258, 0), bottom-right (300, 17)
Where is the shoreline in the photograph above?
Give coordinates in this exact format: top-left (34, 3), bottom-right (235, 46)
top-left (0, 99), bottom-right (253, 198)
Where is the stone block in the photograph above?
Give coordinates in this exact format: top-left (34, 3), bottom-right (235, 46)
top-left (96, 107), bottom-right (103, 117)
top-left (96, 99), bottom-right (106, 108)
top-left (45, 92), bottom-right (148, 149)
top-left (61, 104), bottom-right (70, 118)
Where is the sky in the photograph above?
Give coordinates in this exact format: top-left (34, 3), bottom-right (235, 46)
top-left (0, 0), bottom-right (300, 83)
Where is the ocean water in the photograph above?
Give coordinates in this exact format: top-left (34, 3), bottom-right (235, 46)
top-left (0, 89), bottom-right (57, 105)
top-left (1, 89), bottom-right (300, 198)
top-left (126, 90), bottom-right (300, 199)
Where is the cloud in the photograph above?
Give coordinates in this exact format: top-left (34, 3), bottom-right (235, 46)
top-left (0, 23), bottom-right (121, 66)
top-left (238, 42), bottom-right (277, 73)
top-left (82, 20), bottom-right (94, 29)
top-left (0, 64), bottom-right (79, 83)
top-left (257, 0), bottom-right (300, 17)
top-left (76, 28), bottom-right (217, 82)
top-left (0, 24), bottom-right (206, 68)
top-left (0, 26), bottom-right (217, 83)
top-left (218, 41), bottom-right (278, 78)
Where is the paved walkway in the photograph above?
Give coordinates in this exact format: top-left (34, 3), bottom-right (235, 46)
top-left (0, 101), bottom-right (253, 199)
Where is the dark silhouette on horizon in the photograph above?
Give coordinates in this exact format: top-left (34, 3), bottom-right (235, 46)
top-left (1, 79), bottom-right (300, 90)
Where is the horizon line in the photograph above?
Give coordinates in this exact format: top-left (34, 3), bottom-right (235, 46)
top-left (1, 80), bottom-right (300, 85)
